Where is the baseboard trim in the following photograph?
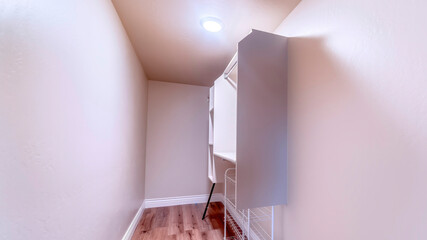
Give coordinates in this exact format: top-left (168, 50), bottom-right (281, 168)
top-left (122, 200), bottom-right (145, 240)
top-left (145, 193), bottom-right (223, 209)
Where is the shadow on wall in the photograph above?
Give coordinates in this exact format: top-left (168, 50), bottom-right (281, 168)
top-left (275, 36), bottom-right (422, 239)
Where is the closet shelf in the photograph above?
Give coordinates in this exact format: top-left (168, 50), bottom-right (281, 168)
top-left (214, 152), bottom-right (236, 163)
top-left (224, 168), bottom-right (274, 240)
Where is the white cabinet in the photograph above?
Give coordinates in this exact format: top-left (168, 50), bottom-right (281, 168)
top-left (210, 30), bottom-right (288, 209)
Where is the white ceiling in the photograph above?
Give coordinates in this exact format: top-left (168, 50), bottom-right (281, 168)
top-left (113, 0), bottom-right (300, 86)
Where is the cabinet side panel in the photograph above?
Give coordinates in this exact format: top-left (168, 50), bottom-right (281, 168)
top-left (213, 77), bottom-right (237, 153)
top-left (237, 31), bottom-right (288, 209)
top-left (212, 76), bottom-right (237, 183)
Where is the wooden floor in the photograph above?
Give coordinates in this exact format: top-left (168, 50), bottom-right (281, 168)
top-left (131, 202), bottom-right (233, 240)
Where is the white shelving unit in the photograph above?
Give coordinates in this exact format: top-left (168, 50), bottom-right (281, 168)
top-left (211, 29), bottom-right (288, 207)
top-left (224, 169), bottom-right (274, 240)
top-left (208, 84), bottom-right (235, 183)
top-left (206, 30), bottom-right (287, 238)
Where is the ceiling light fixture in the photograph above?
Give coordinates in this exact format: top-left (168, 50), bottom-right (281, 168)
top-left (201, 17), bottom-right (223, 32)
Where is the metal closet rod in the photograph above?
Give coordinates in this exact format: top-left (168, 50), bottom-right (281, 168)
top-left (223, 52), bottom-right (238, 79)
top-left (223, 52), bottom-right (238, 89)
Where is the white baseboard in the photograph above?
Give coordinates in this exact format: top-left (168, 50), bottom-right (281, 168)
top-left (212, 193), bottom-right (224, 203)
top-left (145, 193), bottom-right (223, 209)
top-left (122, 200), bottom-right (145, 240)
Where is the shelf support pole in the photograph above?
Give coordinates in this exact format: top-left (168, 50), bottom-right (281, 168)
top-left (202, 183), bottom-right (216, 220)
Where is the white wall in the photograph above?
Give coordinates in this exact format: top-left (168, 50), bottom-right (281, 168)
top-left (0, 0), bottom-right (148, 239)
top-left (274, 0), bottom-right (427, 239)
top-left (145, 81), bottom-right (211, 198)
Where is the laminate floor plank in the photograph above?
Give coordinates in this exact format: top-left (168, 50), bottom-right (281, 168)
top-left (131, 202), bottom-right (233, 240)
top-left (167, 205), bottom-right (181, 236)
top-left (182, 204), bottom-right (194, 231)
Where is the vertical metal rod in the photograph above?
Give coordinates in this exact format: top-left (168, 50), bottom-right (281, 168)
top-left (202, 183), bottom-right (215, 220)
top-left (235, 173), bottom-right (237, 212)
top-left (247, 210), bottom-right (250, 240)
top-left (272, 206), bottom-right (275, 240)
top-left (224, 176), bottom-right (227, 240)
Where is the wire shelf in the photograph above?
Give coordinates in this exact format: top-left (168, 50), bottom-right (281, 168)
top-left (224, 168), bottom-right (274, 240)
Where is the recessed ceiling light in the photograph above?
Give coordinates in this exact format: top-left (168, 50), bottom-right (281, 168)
top-left (201, 17), bottom-right (223, 32)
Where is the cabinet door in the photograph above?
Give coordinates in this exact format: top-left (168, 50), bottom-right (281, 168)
top-left (236, 30), bottom-right (288, 209)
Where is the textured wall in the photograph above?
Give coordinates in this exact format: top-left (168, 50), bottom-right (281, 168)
top-left (274, 0), bottom-right (427, 239)
top-left (0, 0), bottom-right (148, 239)
top-left (145, 81), bottom-right (211, 199)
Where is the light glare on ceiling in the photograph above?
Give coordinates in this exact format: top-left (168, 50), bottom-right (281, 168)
top-left (201, 17), bottom-right (223, 32)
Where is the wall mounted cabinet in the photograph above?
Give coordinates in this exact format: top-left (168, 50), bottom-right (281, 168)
top-left (208, 30), bottom-right (288, 210)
